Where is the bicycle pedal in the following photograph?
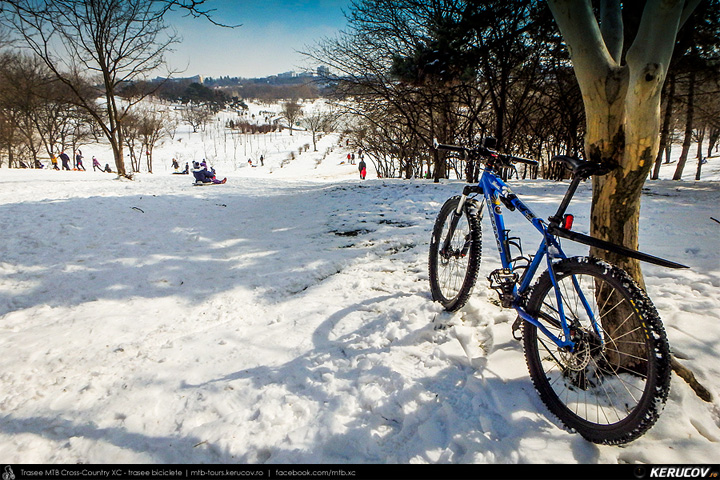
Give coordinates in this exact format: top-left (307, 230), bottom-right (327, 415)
top-left (488, 268), bottom-right (518, 308)
top-left (489, 268), bottom-right (518, 283)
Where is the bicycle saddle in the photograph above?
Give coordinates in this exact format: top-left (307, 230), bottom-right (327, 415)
top-left (551, 155), bottom-right (615, 178)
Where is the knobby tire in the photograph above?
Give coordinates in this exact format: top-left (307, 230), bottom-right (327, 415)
top-left (522, 257), bottom-right (671, 445)
top-left (428, 196), bottom-right (482, 312)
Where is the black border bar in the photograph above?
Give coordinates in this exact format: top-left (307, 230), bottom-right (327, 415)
top-left (3, 464), bottom-right (719, 480)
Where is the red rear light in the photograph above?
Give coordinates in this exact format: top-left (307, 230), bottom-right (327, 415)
top-left (563, 214), bottom-right (574, 230)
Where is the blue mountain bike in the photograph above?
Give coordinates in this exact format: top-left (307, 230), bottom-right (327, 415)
top-left (428, 137), bottom-right (687, 445)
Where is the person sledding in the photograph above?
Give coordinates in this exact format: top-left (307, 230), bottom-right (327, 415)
top-left (192, 161), bottom-right (226, 184)
top-left (172, 161), bottom-right (189, 175)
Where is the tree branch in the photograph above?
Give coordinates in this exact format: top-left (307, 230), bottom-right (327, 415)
top-left (547, 0), bottom-right (617, 85)
top-left (671, 356), bottom-right (713, 402)
top-left (626, 0), bottom-right (685, 72)
top-left (166, 0), bottom-right (241, 28)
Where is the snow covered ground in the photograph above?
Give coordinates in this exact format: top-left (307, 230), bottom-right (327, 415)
top-left (1, 112), bottom-right (719, 464)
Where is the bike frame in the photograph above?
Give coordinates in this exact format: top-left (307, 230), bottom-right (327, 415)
top-left (455, 168), bottom-right (595, 351)
top-left (436, 139), bottom-right (687, 352)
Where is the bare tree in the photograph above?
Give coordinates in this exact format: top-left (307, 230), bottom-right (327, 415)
top-left (29, 77), bottom-right (80, 160)
top-left (121, 111), bottom-right (144, 173)
top-left (2, 0), bottom-right (223, 178)
top-left (0, 52), bottom-right (53, 167)
top-left (139, 107), bottom-right (171, 173)
top-left (301, 106), bottom-right (339, 151)
top-left (281, 101), bottom-right (303, 136)
top-left (181, 104), bottom-right (214, 133)
top-left (0, 50), bottom-right (101, 168)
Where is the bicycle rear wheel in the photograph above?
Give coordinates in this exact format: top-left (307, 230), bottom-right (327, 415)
top-left (522, 257), bottom-right (671, 444)
top-left (428, 195), bottom-right (482, 311)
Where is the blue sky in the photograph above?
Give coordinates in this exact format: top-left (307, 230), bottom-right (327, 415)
top-left (164, 0), bottom-right (350, 79)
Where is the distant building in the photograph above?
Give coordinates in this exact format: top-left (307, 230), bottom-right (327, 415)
top-left (151, 74), bottom-right (204, 84)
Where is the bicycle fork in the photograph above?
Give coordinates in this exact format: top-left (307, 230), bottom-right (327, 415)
top-left (440, 190), bottom-right (484, 260)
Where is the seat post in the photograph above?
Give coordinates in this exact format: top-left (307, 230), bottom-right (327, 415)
top-left (548, 174), bottom-right (583, 226)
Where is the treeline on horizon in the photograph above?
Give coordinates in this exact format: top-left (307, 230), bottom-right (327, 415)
top-left (130, 75), bottom-right (327, 106)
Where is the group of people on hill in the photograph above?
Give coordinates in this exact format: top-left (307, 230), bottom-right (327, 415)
top-left (167, 146), bottom-right (369, 183)
top-left (46, 149), bottom-right (113, 173)
top-left (171, 158), bottom-right (190, 174)
top-left (187, 159), bottom-right (226, 184)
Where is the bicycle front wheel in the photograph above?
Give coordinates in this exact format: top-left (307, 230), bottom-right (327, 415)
top-left (522, 257), bottom-right (671, 445)
top-left (428, 195), bottom-right (482, 311)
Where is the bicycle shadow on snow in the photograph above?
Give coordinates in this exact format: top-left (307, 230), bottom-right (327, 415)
top-left (182, 293), bottom-right (598, 463)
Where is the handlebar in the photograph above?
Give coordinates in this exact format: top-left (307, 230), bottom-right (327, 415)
top-left (433, 138), bottom-right (539, 167)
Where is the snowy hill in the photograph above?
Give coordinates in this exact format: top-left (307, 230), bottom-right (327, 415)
top-left (0, 105), bottom-right (719, 464)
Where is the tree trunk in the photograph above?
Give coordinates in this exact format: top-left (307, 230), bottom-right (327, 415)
top-left (550, 0), bottom-right (688, 288)
top-left (101, 75), bottom-right (127, 177)
top-left (674, 68), bottom-right (695, 180)
top-left (495, 68), bottom-right (508, 149)
top-left (695, 126), bottom-right (704, 180)
top-left (146, 145), bottom-right (154, 174)
top-left (432, 145), bottom-right (445, 183)
top-left (707, 127), bottom-right (719, 158)
top-left (652, 72), bottom-right (675, 179)
top-left (588, 76), bottom-right (658, 289)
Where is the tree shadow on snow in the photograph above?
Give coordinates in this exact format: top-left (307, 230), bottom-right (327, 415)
top-left (0, 182), bottom-right (425, 316)
top-left (0, 413), bottom-right (236, 463)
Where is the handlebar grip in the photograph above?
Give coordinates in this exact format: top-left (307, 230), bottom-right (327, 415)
top-left (509, 156), bottom-right (538, 167)
top-left (434, 142), bottom-right (467, 154)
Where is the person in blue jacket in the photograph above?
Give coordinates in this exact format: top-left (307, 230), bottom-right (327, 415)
top-left (192, 161), bottom-right (226, 184)
top-left (59, 151), bottom-right (71, 170)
